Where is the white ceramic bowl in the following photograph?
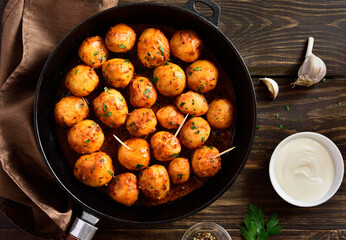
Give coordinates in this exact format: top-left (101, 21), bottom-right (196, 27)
top-left (181, 222), bottom-right (232, 240)
top-left (269, 132), bottom-right (344, 207)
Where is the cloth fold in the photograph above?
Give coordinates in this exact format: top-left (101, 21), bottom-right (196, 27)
top-left (0, 0), bottom-right (118, 238)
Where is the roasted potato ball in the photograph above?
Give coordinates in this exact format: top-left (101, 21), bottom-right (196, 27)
top-left (150, 131), bottom-right (181, 161)
top-left (156, 105), bottom-right (185, 130)
top-left (74, 151), bottom-right (114, 187)
top-left (105, 23), bottom-right (136, 53)
top-left (102, 58), bottom-right (134, 89)
top-left (129, 76), bottom-right (157, 108)
top-left (126, 108), bottom-right (157, 137)
top-left (68, 119), bottom-right (104, 154)
top-left (170, 29), bottom-right (203, 62)
top-left (191, 146), bottom-right (221, 178)
top-left (65, 65), bottom-right (99, 97)
top-left (179, 117), bottom-right (211, 149)
top-left (78, 36), bottom-right (108, 69)
top-left (139, 164), bottom-right (170, 200)
top-left (168, 158), bottom-right (190, 184)
top-left (207, 99), bottom-right (234, 129)
top-left (186, 60), bottom-right (218, 93)
top-left (93, 88), bottom-right (128, 128)
top-left (118, 138), bottom-right (150, 171)
top-left (137, 28), bottom-right (170, 68)
top-left (153, 62), bottom-right (186, 97)
top-left (54, 96), bottom-right (89, 127)
top-left (175, 91), bottom-right (208, 117)
top-left (108, 173), bottom-right (139, 206)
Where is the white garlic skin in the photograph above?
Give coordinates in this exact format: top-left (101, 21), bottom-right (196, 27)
top-left (258, 77), bottom-right (279, 99)
top-left (294, 37), bottom-right (327, 87)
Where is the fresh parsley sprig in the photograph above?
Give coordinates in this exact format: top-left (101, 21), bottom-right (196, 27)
top-left (240, 203), bottom-right (282, 240)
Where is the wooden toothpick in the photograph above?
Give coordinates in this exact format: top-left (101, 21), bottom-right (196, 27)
top-left (212, 146), bottom-right (236, 159)
top-left (113, 134), bottom-right (132, 150)
top-left (174, 114), bottom-right (189, 138)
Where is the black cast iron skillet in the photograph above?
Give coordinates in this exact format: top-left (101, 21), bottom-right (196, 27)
top-left (34, 0), bottom-right (256, 239)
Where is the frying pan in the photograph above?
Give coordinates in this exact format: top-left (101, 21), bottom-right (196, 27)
top-left (34, 0), bottom-right (256, 239)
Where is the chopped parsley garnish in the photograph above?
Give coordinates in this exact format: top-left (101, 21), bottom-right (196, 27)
top-left (322, 78), bottom-right (327, 82)
top-left (176, 74), bottom-right (183, 79)
top-left (316, 97), bottom-right (322, 100)
top-left (94, 51), bottom-right (99, 56)
top-left (114, 177), bottom-right (119, 184)
top-left (192, 99), bottom-right (195, 105)
top-left (93, 123), bottom-right (97, 127)
top-left (85, 139), bottom-right (90, 143)
top-left (144, 88), bottom-right (151, 98)
top-left (104, 87), bottom-right (109, 92)
top-left (103, 103), bottom-right (107, 112)
top-left (254, 136), bottom-right (259, 139)
top-left (129, 122), bottom-right (134, 127)
top-left (159, 46), bottom-right (164, 55)
top-left (285, 105), bottom-right (290, 111)
top-left (169, 153), bottom-right (179, 158)
top-left (180, 102), bottom-right (186, 107)
top-left (118, 97), bottom-right (124, 102)
top-left (177, 173), bottom-right (183, 179)
top-left (275, 113), bottom-right (279, 119)
top-left (190, 122), bottom-right (198, 130)
top-left (119, 44), bottom-right (126, 49)
top-left (136, 164), bottom-right (144, 170)
top-left (79, 104), bottom-right (85, 108)
top-left (279, 124), bottom-right (284, 130)
top-left (74, 69), bottom-right (79, 75)
top-left (108, 111), bottom-right (112, 117)
top-left (150, 76), bottom-right (159, 85)
top-left (337, 102), bottom-right (342, 107)
top-left (201, 137), bottom-right (206, 142)
top-left (256, 125), bottom-right (260, 130)
top-left (108, 170), bottom-right (114, 176)
top-left (125, 59), bottom-right (130, 63)
top-left (210, 159), bottom-right (215, 163)
top-left (193, 67), bottom-right (202, 71)
top-left (100, 158), bottom-right (105, 162)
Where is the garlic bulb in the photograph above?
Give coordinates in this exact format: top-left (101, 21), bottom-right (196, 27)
top-left (293, 37), bottom-right (327, 87)
top-left (258, 77), bottom-right (279, 99)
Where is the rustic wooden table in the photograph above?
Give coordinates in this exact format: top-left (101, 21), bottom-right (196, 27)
top-left (0, 0), bottom-right (345, 239)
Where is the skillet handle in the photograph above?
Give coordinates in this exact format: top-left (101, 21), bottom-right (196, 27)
top-left (183, 0), bottom-right (221, 26)
top-left (65, 217), bottom-right (98, 240)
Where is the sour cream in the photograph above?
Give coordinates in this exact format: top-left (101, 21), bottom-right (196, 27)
top-left (274, 137), bottom-right (334, 202)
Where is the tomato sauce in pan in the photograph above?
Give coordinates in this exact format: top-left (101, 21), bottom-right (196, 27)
top-left (56, 24), bottom-right (235, 206)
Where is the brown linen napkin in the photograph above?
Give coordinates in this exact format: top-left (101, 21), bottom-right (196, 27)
top-left (0, 0), bottom-right (118, 238)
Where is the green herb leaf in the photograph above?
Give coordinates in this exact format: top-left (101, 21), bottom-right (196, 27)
top-left (74, 69), bottom-right (79, 75)
top-left (275, 113), bottom-right (279, 119)
top-left (94, 51), bottom-right (99, 56)
top-left (193, 67), bottom-right (202, 71)
top-left (136, 164), bottom-right (144, 170)
top-left (85, 139), bottom-right (90, 143)
top-left (201, 137), bottom-right (205, 142)
top-left (108, 170), bottom-right (114, 176)
top-left (322, 78), bottom-right (327, 82)
top-left (180, 102), bottom-right (186, 107)
top-left (256, 125), bottom-right (260, 130)
top-left (177, 173), bottom-right (183, 179)
top-left (100, 158), bottom-right (105, 162)
top-left (150, 76), bottom-right (159, 85)
top-left (125, 59), bottom-right (130, 63)
top-left (279, 124), bottom-right (284, 130)
top-left (337, 102), bottom-right (342, 107)
top-left (285, 105), bottom-right (290, 111)
top-left (169, 153), bottom-right (179, 158)
top-left (240, 203), bottom-right (281, 240)
top-left (144, 88), bottom-right (150, 99)
top-left (159, 46), bottom-right (164, 55)
top-left (104, 87), bottom-right (109, 92)
top-left (119, 44), bottom-right (126, 49)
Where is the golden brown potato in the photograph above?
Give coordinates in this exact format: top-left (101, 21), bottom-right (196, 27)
top-left (118, 138), bottom-right (150, 171)
top-left (78, 36), bottom-right (108, 69)
top-left (137, 28), bottom-right (170, 68)
top-left (175, 91), bottom-right (208, 117)
top-left (153, 62), bottom-right (186, 97)
top-left (105, 23), bottom-right (136, 53)
top-left (74, 151), bottom-right (114, 187)
top-left (191, 146), bottom-right (221, 178)
top-left (65, 65), bottom-right (99, 97)
top-left (138, 164), bottom-right (170, 200)
top-left (168, 158), bottom-right (190, 184)
top-left (170, 29), bottom-right (203, 62)
top-left (186, 60), bottom-right (218, 93)
top-left (108, 173), bottom-right (139, 206)
top-left (102, 58), bottom-right (134, 88)
top-left (126, 108), bottom-right (157, 137)
top-left (54, 96), bottom-right (89, 127)
top-left (129, 76), bottom-right (157, 108)
top-left (93, 88), bottom-right (128, 128)
top-left (179, 117), bottom-right (211, 149)
top-left (68, 119), bottom-right (104, 154)
top-left (156, 105), bottom-right (185, 130)
top-left (150, 131), bottom-right (181, 161)
top-left (207, 99), bottom-right (234, 129)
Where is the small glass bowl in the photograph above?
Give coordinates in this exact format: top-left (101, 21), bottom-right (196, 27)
top-left (181, 222), bottom-right (232, 240)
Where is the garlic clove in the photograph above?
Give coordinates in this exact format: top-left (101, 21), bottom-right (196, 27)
top-left (258, 77), bottom-right (279, 99)
top-left (293, 37), bottom-right (327, 87)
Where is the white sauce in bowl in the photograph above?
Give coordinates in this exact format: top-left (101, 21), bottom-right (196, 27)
top-left (274, 137), bottom-right (334, 202)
